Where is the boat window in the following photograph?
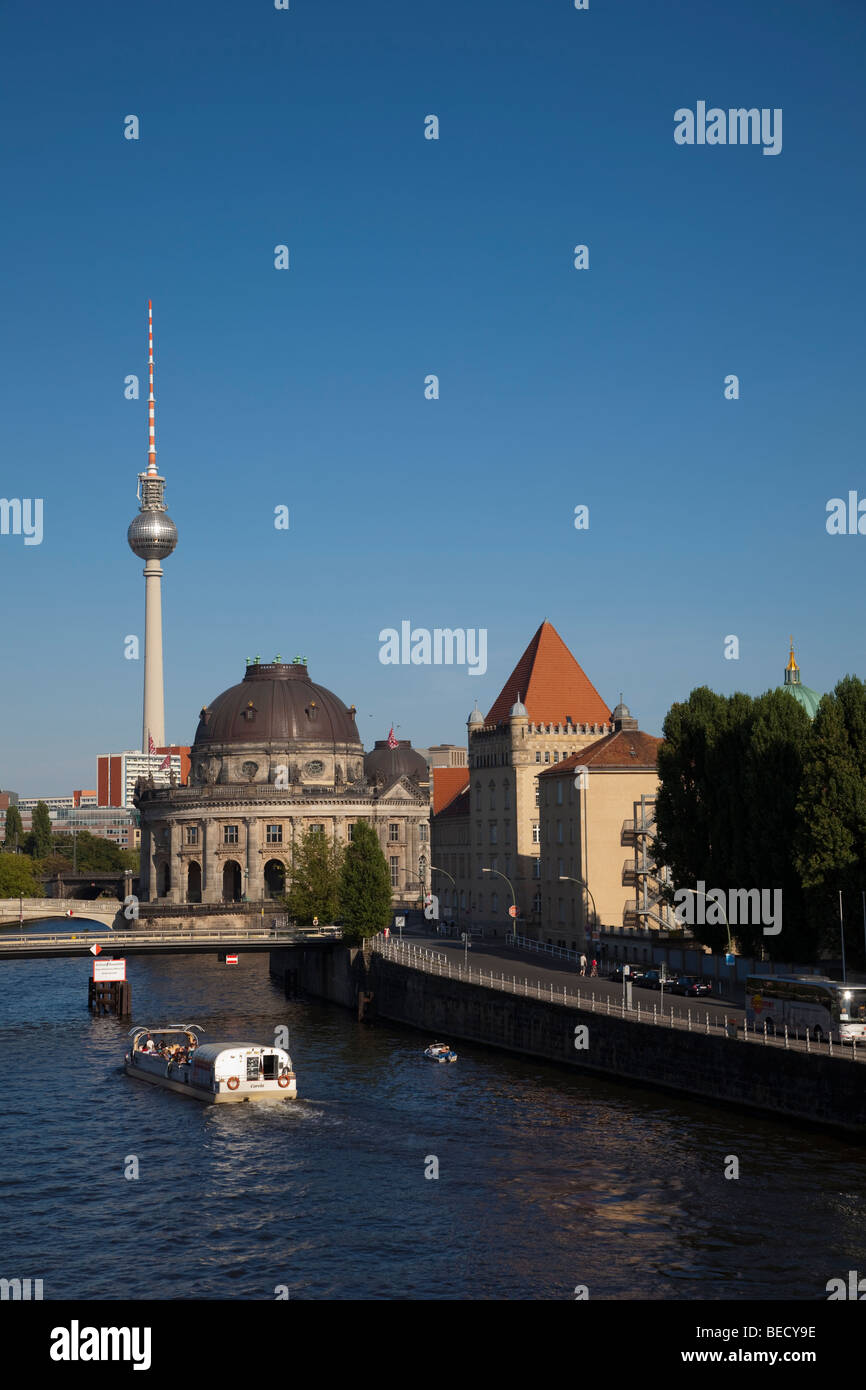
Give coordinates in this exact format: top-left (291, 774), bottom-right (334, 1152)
top-left (262, 1054), bottom-right (278, 1080)
top-left (246, 1056), bottom-right (260, 1081)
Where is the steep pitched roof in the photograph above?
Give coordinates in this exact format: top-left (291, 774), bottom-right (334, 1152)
top-left (485, 621), bottom-right (611, 727)
top-left (432, 785), bottom-right (470, 820)
top-left (432, 767), bottom-right (470, 814)
top-left (538, 729), bottom-right (662, 774)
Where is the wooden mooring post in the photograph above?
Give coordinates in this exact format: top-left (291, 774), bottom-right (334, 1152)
top-left (88, 979), bottom-right (131, 1016)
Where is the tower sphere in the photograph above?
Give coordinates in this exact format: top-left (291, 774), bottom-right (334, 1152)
top-left (128, 510), bottom-right (178, 561)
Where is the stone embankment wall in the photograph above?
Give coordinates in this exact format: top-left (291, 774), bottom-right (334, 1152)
top-left (270, 945), bottom-right (866, 1136)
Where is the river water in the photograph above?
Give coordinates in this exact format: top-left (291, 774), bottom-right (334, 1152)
top-left (1, 927), bottom-right (864, 1301)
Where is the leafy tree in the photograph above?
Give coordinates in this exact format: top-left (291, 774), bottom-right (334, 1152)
top-left (338, 820), bottom-right (392, 943)
top-left (2, 804), bottom-right (23, 851)
top-left (51, 830), bottom-right (136, 874)
top-left (0, 854), bottom-right (42, 898)
top-left (30, 801), bottom-right (53, 859)
top-left (795, 676), bottom-right (866, 966)
top-left (284, 828), bottom-right (343, 924)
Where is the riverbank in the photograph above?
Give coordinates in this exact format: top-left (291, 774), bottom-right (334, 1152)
top-left (272, 942), bottom-right (866, 1138)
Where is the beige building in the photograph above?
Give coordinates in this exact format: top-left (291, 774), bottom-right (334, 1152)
top-left (136, 657), bottom-right (430, 909)
top-left (536, 704), bottom-right (662, 950)
top-left (432, 621), bottom-right (620, 933)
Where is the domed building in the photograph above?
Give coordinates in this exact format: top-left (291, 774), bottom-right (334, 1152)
top-left (135, 657), bottom-right (430, 914)
top-left (780, 640), bottom-right (822, 719)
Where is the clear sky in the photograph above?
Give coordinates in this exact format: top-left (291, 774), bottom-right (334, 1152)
top-left (1, 0), bottom-right (864, 793)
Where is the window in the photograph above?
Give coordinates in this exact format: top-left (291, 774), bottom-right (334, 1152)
top-left (556, 782), bottom-right (563, 805)
top-left (533, 858), bottom-right (541, 879)
top-left (505, 855), bottom-right (511, 876)
top-left (389, 856), bottom-right (400, 887)
top-left (532, 823), bottom-right (540, 844)
top-left (533, 890), bottom-right (542, 914)
top-left (266, 824), bottom-right (282, 844)
top-left (491, 893), bottom-right (499, 913)
top-left (504, 785), bottom-right (511, 809)
top-left (310, 823), bottom-right (323, 835)
top-left (558, 858), bottom-right (564, 877)
top-left (347, 824), bottom-right (355, 841)
top-left (544, 751), bottom-right (550, 763)
top-left (224, 824), bottom-right (238, 844)
top-left (185, 826), bottom-right (199, 845)
top-left (535, 785), bottom-right (540, 805)
top-left (557, 821), bottom-right (563, 844)
top-left (489, 823), bottom-right (497, 844)
top-left (559, 898), bottom-right (565, 922)
top-left (389, 823), bottom-right (400, 842)
top-left (553, 752), bottom-right (559, 763)
top-left (535, 751), bottom-right (541, 763)
top-left (419, 822), bottom-right (428, 842)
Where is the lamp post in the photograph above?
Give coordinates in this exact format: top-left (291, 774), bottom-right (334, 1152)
top-left (418, 854), bottom-right (428, 915)
top-left (482, 867), bottom-right (517, 937)
top-left (559, 875), bottom-right (598, 954)
top-left (431, 864), bottom-right (457, 935)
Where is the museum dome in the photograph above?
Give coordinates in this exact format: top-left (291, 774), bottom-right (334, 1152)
top-left (779, 641), bottom-right (822, 720)
top-left (193, 658), bottom-right (362, 749)
top-left (364, 739), bottom-right (428, 787)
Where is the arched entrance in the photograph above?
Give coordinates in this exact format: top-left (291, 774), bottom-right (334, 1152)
top-left (187, 861), bottom-right (202, 903)
top-left (264, 859), bottom-right (286, 899)
top-left (222, 860), bottom-right (242, 902)
top-left (157, 860), bottom-right (171, 897)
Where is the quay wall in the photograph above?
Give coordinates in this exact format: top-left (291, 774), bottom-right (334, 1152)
top-left (274, 945), bottom-right (866, 1136)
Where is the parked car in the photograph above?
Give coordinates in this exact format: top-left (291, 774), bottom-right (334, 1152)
top-left (609, 964), bottom-right (646, 984)
top-left (639, 969), bottom-right (677, 991)
top-left (670, 975), bottom-right (712, 997)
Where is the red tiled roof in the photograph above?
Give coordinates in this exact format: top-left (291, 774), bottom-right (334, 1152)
top-left (485, 621), bottom-right (610, 727)
top-left (538, 729), bottom-right (662, 774)
top-left (432, 785), bottom-right (470, 820)
top-left (432, 767), bottom-right (470, 814)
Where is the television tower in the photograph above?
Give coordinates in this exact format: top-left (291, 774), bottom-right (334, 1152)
top-left (127, 300), bottom-right (177, 751)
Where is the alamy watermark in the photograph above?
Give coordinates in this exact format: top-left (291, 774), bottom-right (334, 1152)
top-left (379, 622), bottom-right (487, 676)
top-left (674, 103), bottom-right (782, 156)
top-left (673, 880), bottom-right (782, 936)
top-left (0, 498), bottom-right (43, 545)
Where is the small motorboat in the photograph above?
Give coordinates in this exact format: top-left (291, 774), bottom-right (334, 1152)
top-left (424, 1042), bottom-right (457, 1063)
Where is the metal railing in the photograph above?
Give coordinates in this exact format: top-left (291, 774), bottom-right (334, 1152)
top-left (504, 933), bottom-right (583, 964)
top-left (371, 936), bottom-right (865, 1063)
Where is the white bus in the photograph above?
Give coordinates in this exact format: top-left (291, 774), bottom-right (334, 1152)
top-left (746, 975), bottom-right (866, 1043)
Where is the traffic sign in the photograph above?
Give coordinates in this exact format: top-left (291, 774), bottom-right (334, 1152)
top-left (225, 954), bottom-right (238, 966)
top-left (508, 905), bottom-right (518, 918)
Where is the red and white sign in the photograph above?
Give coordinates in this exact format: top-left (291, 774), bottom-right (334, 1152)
top-left (225, 954), bottom-right (239, 966)
top-left (89, 943), bottom-right (102, 956)
top-left (508, 906), bottom-right (519, 918)
top-left (93, 957), bottom-right (126, 981)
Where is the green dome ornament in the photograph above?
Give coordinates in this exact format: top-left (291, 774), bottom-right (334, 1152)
top-left (780, 638), bottom-right (822, 719)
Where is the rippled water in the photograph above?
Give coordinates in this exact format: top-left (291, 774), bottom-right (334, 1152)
top-left (0, 939), bottom-right (864, 1300)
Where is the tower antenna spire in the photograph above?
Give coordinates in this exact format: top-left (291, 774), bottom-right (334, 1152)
top-left (147, 299), bottom-right (157, 476)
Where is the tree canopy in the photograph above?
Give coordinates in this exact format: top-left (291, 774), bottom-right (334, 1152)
top-left (284, 828), bottom-right (343, 925)
top-left (339, 820), bottom-right (392, 943)
top-left (0, 854), bottom-right (43, 899)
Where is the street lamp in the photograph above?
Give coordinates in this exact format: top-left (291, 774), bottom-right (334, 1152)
top-left (559, 876), bottom-right (598, 956)
top-left (482, 867), bottom-right (517, 936)
top-left (431, 864), bottom-right (457, 935)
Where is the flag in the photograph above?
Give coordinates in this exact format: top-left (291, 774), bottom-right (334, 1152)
top-left (147, 733), bottom-right (155, 754)
top-left (387, 726), bottom-right (398, 749)
top-left (159, 754), bottom-right (171, 771)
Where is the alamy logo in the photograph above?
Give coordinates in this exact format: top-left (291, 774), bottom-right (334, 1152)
top-left (0, 498), bottom-right (43, 545)
top-left (674, 103), bottom-right (782, 156)
top-left (379, 622), bottom-right (487, 676)
top-left (673, 880), bottom-right (782, 936)
top-left (50, 1321), bottom-right (151, 1371)
top-left (827, 1270), bottom-right (866, 1300)
top-left (0, 1277), bottom-right (43, 1300)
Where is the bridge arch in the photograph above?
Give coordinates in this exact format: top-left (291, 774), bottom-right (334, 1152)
top-left (222, 860), bottom-right (242, 902)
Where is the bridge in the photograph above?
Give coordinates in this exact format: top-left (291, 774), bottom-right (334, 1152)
top-left (0, 923), bottom-right (342, 961)
top-left (0, 898), bottom-right (124, 928)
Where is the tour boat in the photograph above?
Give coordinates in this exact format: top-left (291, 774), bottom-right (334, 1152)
top-left (124, 1023), bottom-right (297, 1103)
top-left (424, 1042), bottom-right (458, 1063)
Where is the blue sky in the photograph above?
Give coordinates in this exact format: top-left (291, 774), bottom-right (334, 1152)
top-left (1, 0), bottom-right (864, 793)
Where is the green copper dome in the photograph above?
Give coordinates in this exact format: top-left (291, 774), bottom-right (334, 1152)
top-left (779, 641), bottom-right (821, 719)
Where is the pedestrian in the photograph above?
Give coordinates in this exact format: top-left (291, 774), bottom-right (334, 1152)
top-left (579, 953), bottom-right (587, 976)
top-left (590, 959), bottom-right (598, 977)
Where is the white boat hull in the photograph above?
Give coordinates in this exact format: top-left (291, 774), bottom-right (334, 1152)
top-left (124, 1057), bottom-right (297, 1103)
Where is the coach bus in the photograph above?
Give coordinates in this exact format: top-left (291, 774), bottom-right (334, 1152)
top-left (746, 975), bottom-right (866, 1043)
